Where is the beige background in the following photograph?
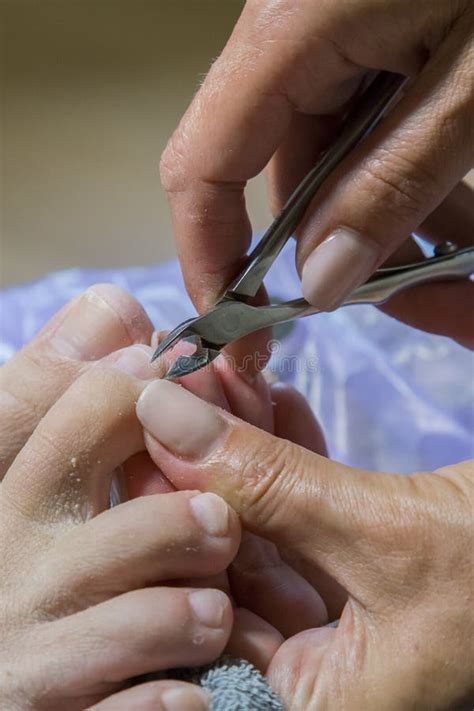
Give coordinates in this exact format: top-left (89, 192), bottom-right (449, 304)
top-left (1, 0), bottom-right (271, 287)
top-left (1, 2), bottom-right (472, 287)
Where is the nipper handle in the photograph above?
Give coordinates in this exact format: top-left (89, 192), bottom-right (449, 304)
top-left (226, 71), bottom-right (408, 300)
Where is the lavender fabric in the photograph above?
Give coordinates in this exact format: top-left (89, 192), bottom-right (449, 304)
top-left (1, 242), bottom-right (472, 472)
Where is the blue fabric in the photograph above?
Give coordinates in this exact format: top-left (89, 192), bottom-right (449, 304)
top-left (1, 243), bottom-right (473, 472)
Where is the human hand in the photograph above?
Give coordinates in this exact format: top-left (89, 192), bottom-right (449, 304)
top-left (0, 286), bottom-right (238, 710)
top-left (130, 338), bottom-right (333, 658)
top-left (1, 285), bottom-right (332, 708)
top-left (137, 379), bottom-right (474, 710)
top-left (379, 182), bottom-right (474, 349)
top-left (161, 0), bottom-right (473, 355)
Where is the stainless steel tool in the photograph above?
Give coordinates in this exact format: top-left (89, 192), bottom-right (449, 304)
top-left (152, 72), bottom-right (474, 379)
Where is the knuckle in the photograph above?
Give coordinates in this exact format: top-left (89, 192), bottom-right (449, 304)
top-left (237, 434), bottom-right (300, 526)
top-left (359, 145), bottom-right (438, 228)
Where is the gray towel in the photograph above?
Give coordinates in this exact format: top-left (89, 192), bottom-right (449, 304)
top-left (171, 656), bottom-right (285, 710)
top-left (138, 655), bottom-right (284, 709)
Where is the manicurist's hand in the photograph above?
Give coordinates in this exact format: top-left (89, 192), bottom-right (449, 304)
top-left (137, 380), bottom-right (474, 710)
top-left (161, 0), bottom-right (473, 326)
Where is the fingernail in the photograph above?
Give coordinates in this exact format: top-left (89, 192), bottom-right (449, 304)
top-left (111, 345), bottom-right (154, 378)
top-left (188, 589), bottom-right (228, 628)
top-left (50, 286), bottom-right (131, 360)
top-left (190, 493), bottom-right (229, 537)
top-left (136, 380), bottom-right (226, 459)
top-left (162, 686), bottom-right (209, 711)
top-left (302, 227), bottom-right (380, 310)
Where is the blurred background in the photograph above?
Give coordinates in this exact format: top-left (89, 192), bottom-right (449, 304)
top-left (1, 1), bottom-right (472, 288)
top-left (1, 0), bottom-right (271, 287)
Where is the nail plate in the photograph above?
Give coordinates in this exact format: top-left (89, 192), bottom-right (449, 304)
top-left (190, 493), bottom-right (229, 537)
top-left (188, 589), bottom-right (228, 628)
top-left (136, 379), bottom-right (226, 458)
top-left (302, 227), bottom-right (380, 310)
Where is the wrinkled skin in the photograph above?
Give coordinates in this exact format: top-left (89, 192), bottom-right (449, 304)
top-left (161, 0), bottom-right (474, 362)
top-left (1, 281), bottom-right (472, 709)
top-left (0, 285), bottom-right (327, 709)
top-left (152, 9), bottom-right (474, 701)
top-left (137, 374), bottom-right (474, 710)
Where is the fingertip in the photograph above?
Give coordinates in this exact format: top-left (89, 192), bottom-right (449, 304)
top-left (300, 228), bottom-right (380, 311)
top-left (88, 681), bottom-right (210, 711)
top-left (88, 283), bottom-right (153, 345)
top-left (188, 588), bottom-right (233, 638)
top-left (189, 491), bottom-right (241, 544)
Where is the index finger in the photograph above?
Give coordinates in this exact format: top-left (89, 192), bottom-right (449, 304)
top-left (159, 2), bottom-right (359, 311)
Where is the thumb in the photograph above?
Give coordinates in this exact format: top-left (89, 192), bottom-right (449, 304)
top-left (297, 12), bottom-right (474, 309)
top-left (136, 379), bottom-right (412, 605)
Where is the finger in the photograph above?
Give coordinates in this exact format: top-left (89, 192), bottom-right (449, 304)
top-left (229, 532), bottom-right (328, 637)
top-left (0, 284), bottom-right (152, 477)
top-left (123, 349), bottom-right (275, 500)
top-left (225, 607), bottom-right (284, 673)
top-left (160, 12), bottom-right (360, 309)
top-left (215, 361), bottom-right (274, 431)
top-left (269, 120), bottom-right (426, 272)
top-left (178, 367), bottom-right (326, 636)
top-left (136, 379), bottom-right (416, 605)
top-left (88, 682), bottom-right (210, 711)
top-left (215, 378), bottom-right (331, 632)
top-left (124, 338), bottom-right (231, 498)
top-left (380, 281), bottom-right (474, 349)
top-left (160, 5), bottom-right (360, 370)
top-left (19, 587), bottom-right (231, 704)
top-left (170, 347), bottom-right (274, 432)
top-left (123, 451), bottom-right (175, 498)
top-left (42, 492), bottom-right (240, 611)
top-left (270, 384), bottom-right (347, 618)
top-left (165, 341), bottom-right (230, 409)
top-left (269, 160), bottom-right (474, 345)
top-left (379, 182), bottom-right (474, 347)
top-left (266, 112), bottom-right (343, 216)
top-left (271, 383), bottom-right (327, 456)
top-left (297, 13), bottom-right (474, 308)
top-left (269, 137), bottom-right (472, 267)
top-left (266, 626), bottom-right (337, 709)
top-left (3, 348), bottom-right (154, 524)
top-left (415, 180), bottom-right (474, 248)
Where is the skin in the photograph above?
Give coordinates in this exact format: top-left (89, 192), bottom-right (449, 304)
top-left (153, 7), bottom-right (474, 700)
top-left (0, 286), bottom-right (233, 709)
top-left (1, 282), bottom-right (472, 708)
top-left (3, 4), bottom-right (472, 705)
top-left (0, 285), bottom-right (327, 709)
top-left (160, 0), bottom-right (474, 364)
top-left (139, 378), bottom-right (474, 710)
